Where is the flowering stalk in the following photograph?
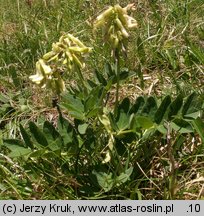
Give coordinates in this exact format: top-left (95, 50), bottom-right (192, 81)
top-left (114, 48), bottom-right (120, 115)
top-left (94, 4), bottom-right (137, 114)
top-left (29, 33), bottom-right (92, 96)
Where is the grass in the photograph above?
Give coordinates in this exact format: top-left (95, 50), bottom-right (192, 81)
top-left (0, 0), bottom-right (204, 200)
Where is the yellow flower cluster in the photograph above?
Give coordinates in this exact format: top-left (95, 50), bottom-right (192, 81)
top-left (29, 34), bottom-right (92, 94)
top-left (43, 34), bottom-right (92, 70)
top-left (94, 4), bottom-right (137, 49)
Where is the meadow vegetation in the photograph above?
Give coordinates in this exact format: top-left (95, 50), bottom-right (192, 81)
top-left (0, 0), bottom-right (204, 199)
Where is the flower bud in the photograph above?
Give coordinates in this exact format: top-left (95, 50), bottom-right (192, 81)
top-left (69, 46), bottom-right (92, 53)
top-left (94, 6), bottom-right (114, 24)
top-left (72, 54), bottom-right (83, 68)
top-left (55, 76), bottom-right (65, 93)
top-left (67, 34), bottom-right (86, 48)
top-left (43, 51), bottom-right (55, 60)
top-left (115, 18), bottom-right (129, 38)
top-left (39, 59), bottom-right (52, 75)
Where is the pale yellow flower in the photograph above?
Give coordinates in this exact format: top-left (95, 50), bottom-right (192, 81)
top-left (29, 34), bottom-right (92, 94)
top-left (94, 4), bottom-right (138, 49)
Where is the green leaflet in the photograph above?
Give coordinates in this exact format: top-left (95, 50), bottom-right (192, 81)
top-left (29, 122), bottom-right (48, 147)
top-left (154, 95), bottom-right (171, 124)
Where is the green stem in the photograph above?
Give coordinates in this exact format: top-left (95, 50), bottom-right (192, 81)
top-left (114, 48), bottom-right (120, 116)
top-left (76, 66), bottom-right (88, 96)
top-left (165, 121), bottom-right (176, 199)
